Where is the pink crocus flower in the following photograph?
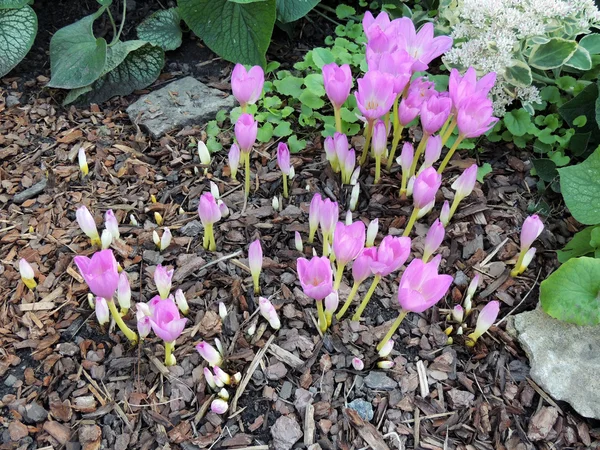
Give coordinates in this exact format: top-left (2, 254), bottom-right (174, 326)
top-left (95, 297), bottom-right (110, 326)
top-left (372, 120), bottom-right (387, 158)
top-left (467, 300), bottom-right (500, 346)
top-left (333, 221), bottom-right (366, 267)
top-left (259, 297), bottom-right (281, 330)
top-left (308, 193), bottom-right (323, 243)
top-left (366, 49), bottom-right (413, 96)
top-left (354, 71), bottom-right (396, 122)
top-left (420, 134), bottom-right (442, 172)
top-left (148, 296), bottom-right (187, 343)
top-left (370, 235), bottom-right (411, 277)
top-left (440, 200), bottom-right (451, 226)
top-left (449, 67), bottom-right (496, 111)
top-left (324, 135), bottom-right (340, 172)
top-left (363, 11), bottom-right (398, 53)
top-left (421, 95), bottom-right (452, 135)
top-left (228, 144), bottom-right (240, 179)
top-left (74, 249), bottom-right (120, 300)
top-left (456, 97), bottom-right (498, 139)
top-left (452, 164), bottom-right (478, 201)
top-left (154, 264), bottom-right (173, 299)
top-left (196, 341), bottom-right (223, 366)
top-left (297, 256), bottom-right (333, 301)
top-left (413, 167), bottom-right (442, 209)
top-left (341, 149), bottom-right (356, 185)
top-left (520, 215), bottom-right (544, 250)
top-left (231, 64), bottom-right (264, 108)
top-left (104, 209), bottom-right (119, 240)
top-left (319, 198), bottom-right (338, 241)
top-left (422, 219), bottom-right (445, 262)
top-left (76, 205), bottom-right (100, 244)
top-left (234, 113), bottom-right (258, 152)
top-left (277, 142), bottom-right (291, 175)
top-left (117, 272), bottom-right (131, 311)
top-left (211, 399), bottom-right (229, 415)
top-left (322, 63), bottom-right (353, 109)
top-left (397, 255), bottom-right (453, 313)
top-left (198, 192), bottom-right (222, 227)
top-left (362, 11), bottom-right (393, 41)
top-left (396, 18), bottom-right (453, 72)
top-left (352, 248), bottom-right (376, 284)
top-left (248, 239), bottom-right (262, 294)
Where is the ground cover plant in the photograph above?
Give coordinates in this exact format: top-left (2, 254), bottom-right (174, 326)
top-left (2, 0), bottom-right (600, 448)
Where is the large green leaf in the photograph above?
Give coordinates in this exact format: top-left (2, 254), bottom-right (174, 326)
top-left (559, 81), bottom-right (599, 134)
top-left (565, 45), bottom-right (592, 71)
top-left (540, 257), bottom-right (600, 325)
top-left (0, 5), bottom-right (36, 77)
top-left (559, 146), bottom-right (600, 225)
top-left (557, 226), bottom-right (598, 263)
top-left (528, 38), bottom-right (578, 70)
top-left (136, 8), bottom-right (182, 51)
top-left (276, 0), bottom-right (319, 23)
top-left (504, 59), bottom-right (532, 87)
top-left (48, 8), bottom-right (108, 89)
top-left (64, 42), bottom-right (164, 105)
top-left (0, 0), bottom-right (28, 8)
top-left (580, 34), bottom-right (600, 55)
top-left (178, 0), bottom-right (276, 67)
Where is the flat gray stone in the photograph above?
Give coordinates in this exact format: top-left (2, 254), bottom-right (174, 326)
top-left (514, 308), bottom-right (600, 419)
top-left (127, 76), bottom-right (234, 138)
top-left (13, 179), bottom-right (47, 204)
top-left (24, 403), bottom-right (48, 423)
top-left (271, 415), bottom-right (302, 450)
top-left (364, 371), bottom-right (397, 390)
top-left (348, 398), bottom-right (373, 421)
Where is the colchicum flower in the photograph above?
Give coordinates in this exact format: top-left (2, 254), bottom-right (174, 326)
top-left (378, 339), bottom-right (394, 358)
top-left (511, 215), bottom-right (544, 277)
top-left (149, 296), bottom-right (187, 366)
top-left (196, 341), bottom-right (223, 367)
top-left (117, 272), bottom-right (131, 313)
top-left (259, 297), bottom-right (281, 330)
top-left (277, 142), bottom-right (291, 198)
top-left (332, 221), bottom-right (366, 289)
top-left (235, 113), bottom-right (259, 198)
top-left (297, 256), bottom-right (333, 332)
top-left (19, 258), bottom-right (36, 290)
top-left (78, 147), bottom-right (89, 177)
top-left (101, 229), bottom-right (112, 249)
top-left (198, 141), bottom-right (211, 167)
top-left (76, 205), bottom-right (101, 246)
top-left (366, 218), bottom-right (379, 247)
top-left (154, 265), bottom-right (173, 300)
top-left (319, 198), bottom-right (339, 257)
top-left (229, 144), bottom-right (240, 179)
top-left (352, 357), bottom-right (364, 371)
top-left (467, 300), bottom-right (500, 347)
top-left (447, 164), bottom-right (478, 222)
top-left (175, 289), bottom-right (189, 315)
top-left (211, 399), bottom-right (229, 415)
top-left (322, 63), bottom-right (353, 132)
top-left (231, 64), bottom-right (264, 111)
top-left (324, 291), bottom-right (339, 327)
top-left (198, 192), bottom-right (221, 251)
top-left (95, 297), bottom-right (110, 326)
top-left (308, 193), bottom-right (322, 243)
top-left (248, 240), bottom-right (263, 294)
top-left (404, 167), bottom-right (442, 236)
top-left (104, 210), bottom-right (120, 240)
top-left (422, 219), bottom-right (445, 263)
top-left (372, 120), bottom-right (387, 183)
top-left (440, 200), bottom-right (451, 227)
top-left (398, 142), bottom-right (414, 197)
top-left (295, 231), bottom-right (303, 253)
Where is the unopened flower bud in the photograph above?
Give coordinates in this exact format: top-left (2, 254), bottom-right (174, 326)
top-left (117, 272), bottom-right (131, 311)
top-left (349, 183), bottom-right (359, 211)
top-left (218, 388), bottom-right (230, 400)
top-left (218, 200), bottom-right (230, 218)
top-left (153, 230), bottom-right (160, 247)
top-left (467, 273), bottom-right (480, 298)
top-left (366, 219), bottom-right (378, 247)
top-left (150, 194), bottom-right (157, 204)
top-left (78, 147), bottom-right (89, 176)
top-left (467, 301), bottom-right (500, 347)
top-left (175, 289), bottom-right (189, 315)
top-left (19, 258), bottom-right (36, 290)
top-left (232, 372), bottom-right (242, 384)
top-left (352, 357), bottom-right (364, 371)
top-left (87, 293), bottom-right (95, 309)
top-left (198, 141), bottom-right (211, 165)
top-left (440, 200), bottom-right (450, 226)
top-left (160, 228), bottom-right (172, 251)
top-left (213, 366), bottom-right (231, 385)
top-left (272, 196), bottom-right (280, 211)
top-left (211, 399), bottom-right (228, 415)
top-left (289, 165), bottom-right (295, 180)
top-left (444, 326), bottom-right (453, 335)
top-left (259, 297), bottom-right (281, 330)
top-left (101, 229), bottom-right (113, 249)
top-left (95, 297), bottom-right (110, 326)
top-left (130, 214), bottom-right (138, 226)
top-left (452, 305), bottom-right (464, 323)
top-left (105, 210), bottom-right (120, 240)
top-left (154, 212), bottom-right (164, 226)
top-left (204, 367), bottom-right (217, 390)
top-left (218, 302), bottom-right (227, 320)
top-left (350, 166), bottom-right (361, 185)
top-left (377, 361), bottom-right (394, 369)
top-left (294, 231), bottom-right (303, 252)
top-left (214, 338), bottom-right (224, 357)
top-left (378, 339), bottom-right (394, 358)
top-left (196, 341), bottom-right (223, 367)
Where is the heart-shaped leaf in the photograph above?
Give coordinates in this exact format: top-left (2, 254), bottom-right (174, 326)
top-left (0, 5), bottom-right (36, 77)
top-left (136, 8), bottom-right (182, 51)
top-left (276, 0), bottom-right (319, 23)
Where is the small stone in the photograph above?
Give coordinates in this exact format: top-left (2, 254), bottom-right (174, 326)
top-left (43, 421), bottom-right (71, 445)
top-left (126, 77), bottom-right (235, 138)
top-left (364, 371), bottom-right (397, 390)
top-left (462, 234), bottom-right (484, 259)
top-left (24, 402), bottom-right (48, 423)
top-left (180, 220), bottom-right (203, 237)
top-left (142, 250), bottom-right (163, 265)
top-left (264, 362), bottom-right (288, 381)
top-left (58, 342), bottom-right (79, 357)
top-left (49, 392), bottom-right (72, 422)
top-left (348, 398), bottom-right (374, 421)
top-left (294, 388), bottom-right (313, 415)
top-left (447, 388), bottom-right (475, 408)
top-left (280, 381), bottom-right (293, 400)
top-left (4, 375), bottom-right (17, 387)
top-left (8, 421), bottom-right (28, 441)
top-left (318, 419), bottom-right (332, 434)
top-left (6, 95), bottom-right (20, 107)
top-left (271, 415), bottom-right (303, 450)
top-left (78, 424), bottom-right (101, 443)
top-left (453, 271), bottom-right (468, 287)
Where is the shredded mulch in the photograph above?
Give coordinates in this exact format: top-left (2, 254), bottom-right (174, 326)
top-left (1, 65), bottom-right (597, 450)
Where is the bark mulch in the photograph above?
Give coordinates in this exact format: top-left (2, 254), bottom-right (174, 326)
top-left (0, 71), bottom-right (597, 450)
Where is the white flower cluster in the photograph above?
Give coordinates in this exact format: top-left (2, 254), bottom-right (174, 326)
top-left (441, 0), bottom-right (600, 115)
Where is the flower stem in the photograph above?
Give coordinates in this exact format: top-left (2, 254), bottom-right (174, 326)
top-left (252, 273), bottom-right (260, 294)
top-left (399, 169), bottom-right (409, 197)
top-left (334, 107), bottom-right (342, 133)
top-left (336, 281), bottom-right (361, 320)
top-left (282, 174), bottom-right (288, 198)
top-left (316, 299), bottom-right (327, 332)
top-left (439, 114), bottom-right (454, 140)
top-left (209, 230), bottom-right (217, 252)
top-left (359, 121), bottom-right (374, 166)
top-left (351, 275), bottom-right (381, 321)
top-left (322, 233), bottom-right (330, 257)
top-left (203, 224), bottom-right (212, 250)
top-left (438, 135), bottom-right (464, 173)
top-left (244, 150), bottom-right (251, 199)
top-left (374, 155), bottom-right (382, 183)
top-left (333, 263), bottom-right (345, 290)
top-left (386, 96), bottom-right (402, 171)
top-left (448, 195), bottom-right (463, 223)
top-left (409, 133), bottom-right (429, 179)
top-left (164, 341), bottom-right (176, 366)
top-left (510, 249), bottom-right (527, 277)
top-left (402, 207), bottom-right (420, 237)
top-left (441, 117), bottom-right (457, 146)
top-left (107, 299), bottom-right (138, 345)
top-left (376, 310), bottom-right (408, 351)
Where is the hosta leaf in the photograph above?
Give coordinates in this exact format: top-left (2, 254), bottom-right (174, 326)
top-left (136, 8), bottom-right (182, 51)
top-left (178, 0), bottom-right (276, 67)
top-left (0, 5), bottom-right (36, 77)
top-left (64, 42), bottom-right (164, 105)
top-left (276, 0), bottom-right (319, 23)
top-left (48, 8), bottom-right (108, 89)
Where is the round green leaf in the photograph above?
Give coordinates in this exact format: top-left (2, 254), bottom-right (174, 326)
top-left (0, 5), bottom-right (36, 77)
top-left (178, 0), bottom-right (276, 67)
top-left (504, 59), bottom-right (532, 87)
top-left (48, 8), bottom-right (108, 89)
top-left (580, 34), bottom-right (600, 55)
top-left (558, 146), bottom-right (600, 224)
top-left (528, 38), bottom-right (578, 70)
top-left (304, 73), bottom-right (325, 97)
top-left (136, 8), bottom-right (182, 51)
top-left (503, 108), bottom-right (532, 137)
top-left (276, 0), bottom-right (319, 23)
top-left (64, 42), bottom-right (164, 105)
top-left (540, 257), bottom-right (600, 325)
top-left (565, 45), bottom-right (592, 71)
top-left (335, 4), bottom-right (355, 19)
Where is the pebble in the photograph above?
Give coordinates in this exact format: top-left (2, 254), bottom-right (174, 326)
top-left (271, 415), bottom-right (303, 450)
top-left (142, 250), bottom-right (163, 265)
top-left (348, 398), bottom-right (374, 421)
top-left (280, 381), bottom-right (293, 400)
top-left (24, 402), bottom-right (48, 423)
top-left (265, 362), bottom-right (288, 381)
top-left (4, 375), bottom-right (17, 387)
top-left (294, 388), bottom-right (313, 415)
top-left (58, 342), bottom-right (79, 357)
top-left (364, 371), bottom-right (398, 390)
top-left (5, 95), bottom-right (20, 107)
top-left (180, 220), bottom-right (203, 237)
top-left (453, 270), bottom-right (468, 287)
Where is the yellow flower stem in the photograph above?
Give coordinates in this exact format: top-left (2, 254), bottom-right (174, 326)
top-left (252, 273), bottom-right (260, 294)
top-left (316, 299), bottom-right (327, 332)
top-left (399, 169), bottom-right (409, 197)
top-left (165, 341), bottom-right (175, 366)
top-left (336, 281), bottom-right (361, 320)
top-left (448, 194), bottom-right (463, 223)
top-left (441, 118), bottom-right (457, 147)
top-left (376, 309), bottom-right (408, 351)
top-left (374, 155), bottom-right (382, 183)
top-left (439, 114), bottom-right (454, 141)
top-left (322, 234), bottom-right (330, 257)
top-left (282, 173), bottom-right (288, 198)
top-left (334, 107), bottom-right (342, 133)
top-left (438, 135), bottom-right (464, 174)
top-left (386, 96), bottom-right (402, 171)
top-left (107, 298), bottom-right (138, 345)
top-left (244, 151), bottom-right (251, 199)
top-left (402, 207), bottom-right (420, 237)
top-left (408, 133), bottom-right (429, 179)
top-left (241, 104), bottom-right (247, 114)
top-left (333, 263), bottom-right (345, 291)
top-left (209, 229), bottom-right (217, 251)
top-left (203, 224), bottom-right (212, 250)
top-left (351, 275), bottom-right (381, 321)
top-left (510, 249), bottom-right (527, 277)
top-left (308, 227), bottom-right (316, 244)
top-left (359, 121), bottom-right (374, 166)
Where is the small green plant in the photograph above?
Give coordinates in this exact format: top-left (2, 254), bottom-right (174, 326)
top-left (0, 0), bottom-right (37, 77)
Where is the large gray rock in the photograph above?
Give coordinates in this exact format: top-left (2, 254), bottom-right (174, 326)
top-left (514, 308), bottom-right (600, 419)
top-left (127, 76), bottom-right (234, 138)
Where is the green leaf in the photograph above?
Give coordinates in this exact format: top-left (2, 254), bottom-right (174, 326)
top-left (0, 5), bottom-right (36, 77)
top-left (476, 163), bottom-right (492, 183)
top-left (299, 89), bottom-right (324, 109)
top-left (580, 33), bottom-right (600, 55)
top-left (304, 73), bottom-right (325, 97)
top-left (540, 257), bottom-right (600, 325)
top-left (528, 38), bottom-right (578, 70)
top-left (257, 122), bottom-right (274, 142)
top-left (206, 135), bottom-right (222, 152)
top-left (311, 47), bottom-right (335, 68)
top-left (504, 108), bottom-right (531, 137)
top-left (136, 8), bottom-right (182, 51)
top-left (64, 42), bottom-right (164, 105)
top-left (559, 146), bottom-right (600, 225)
top-left (178, 0), bottom-right (276, 67)
top-left (273, 121), bottom-right (292, 137)
top-left (48, 8), bottom-right (108, 89)
top-left (557, 226), bottom-right (597, 263)
top-left (504, 59), bottom-right (532, 87)
top-left (336, 4), bottom-right (355, 19)
top-left (540, 86), bottom-right (561, 104)
top-left (275, 0), bottom-right (319, 23)
top-left (573, 115), bottom-right (587, 127)
top-left (0, 0), bottom-right (29, 8)
top-left (273, 76), bottom-right (303, 97)
top-left (206, 120), bottom-right (220, 137)
top-left (287, 134), bottom-right (306, 153)
top-left (559, 82), bottom-right (599, 132)
top-left (564, 45), bottom-right (592, 71)
top-left (532, 158), bottom-right (558, 182)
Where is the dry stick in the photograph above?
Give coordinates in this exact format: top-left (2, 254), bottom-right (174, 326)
top-left (230, 334), bottom-right (275, 413)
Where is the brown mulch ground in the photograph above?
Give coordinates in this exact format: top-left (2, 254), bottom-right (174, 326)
top-left (1, 10), bottom-right (598, 449)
